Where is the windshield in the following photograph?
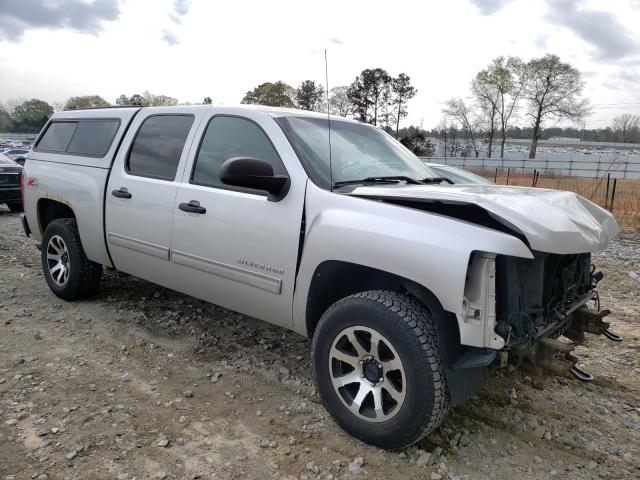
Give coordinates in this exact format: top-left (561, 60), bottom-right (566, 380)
top-left (276, 116), bottom-right (436, 189)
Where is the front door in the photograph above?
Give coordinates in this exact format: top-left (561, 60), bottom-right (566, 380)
top-left (106, 111), bottom-right (198, 287)
top-left (171, 113), bottom-right (305, 328)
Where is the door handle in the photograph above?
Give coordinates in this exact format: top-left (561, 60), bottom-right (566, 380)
top-left (179, 200), bottom-right (206, 214)
top-left (111, 187), bottom-right (132, 199)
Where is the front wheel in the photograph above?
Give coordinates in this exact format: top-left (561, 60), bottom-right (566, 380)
top-left (312, 290), bottom-right (449, 449)
top-left (41, 218), bottom-right (102, 300)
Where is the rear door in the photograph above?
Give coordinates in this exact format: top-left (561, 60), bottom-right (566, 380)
top-left (105, 108), bottom-right (204, 288)
top-left (170, 111), bottom-right (307, 328)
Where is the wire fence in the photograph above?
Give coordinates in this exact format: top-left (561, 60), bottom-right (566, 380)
top-left (421, 156), bottom-right (640, 179)
top-left (0, 133), bottom-right (37, 143)
top-left (504, 139), bottom-right (640, 149)
top-left (419, 157), bottom-right (640, 230)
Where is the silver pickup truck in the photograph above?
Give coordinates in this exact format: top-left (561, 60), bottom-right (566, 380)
top-left (21, 105), bottom-right (619, 448)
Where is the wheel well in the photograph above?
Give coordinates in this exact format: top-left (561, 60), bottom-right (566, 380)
top-left (305, 261), bottom-right (451, 338)
top-left (38, 199), bottom-right (75, 235)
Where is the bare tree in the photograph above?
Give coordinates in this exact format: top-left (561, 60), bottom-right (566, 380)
top-left (471, 74), bottom-right (499, 158)
top-left (499, 58), bottom-right (527, 158)
top-left (3, 98), bottom-right (26, 118)
top-left (142, 91), bottom-right (179, 107)
top-left (443, 98), bottom-right (479, 157)
top-left (438, 120), bottom-right (459, 157)
top-left (474, 57), bottom-right (527, 158)
top-left (612, 114), bottom-right (640, 143)
top-left (449, 125), bottom-right (459, 157)
top-left (329, 86), bottom-right (352, 117)
top-left (437, 119), bottom-right (449, 158)
top-left (116, 92), bottom-right (179, 107)
top-left (524, 54), bottom-right (590, 159)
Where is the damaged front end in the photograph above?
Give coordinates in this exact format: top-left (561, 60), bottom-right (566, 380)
top-left (492, 251), bottom-right (621, 381)
top-left (439, 250), bottom-right (619, 405)
top-left (453, 250), bottom-right (621, 383)
top-left (495, 251), bottom-right (595, 348)
top-left (348, 183), bottom-right (621, 393)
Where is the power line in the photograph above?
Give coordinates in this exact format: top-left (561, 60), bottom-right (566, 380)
top-left (591, 106), bottom-right (640, 110)
top-left (591, 102), bottom-right (640, 106)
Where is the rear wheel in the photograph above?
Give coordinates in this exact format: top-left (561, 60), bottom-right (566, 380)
top-left (41, 218), bottom-right (102, 300)
top-left (312, 290), bottom-right (449, 449)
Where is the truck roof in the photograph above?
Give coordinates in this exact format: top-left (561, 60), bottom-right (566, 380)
top-left (53, 104), bottom-right (363, 124)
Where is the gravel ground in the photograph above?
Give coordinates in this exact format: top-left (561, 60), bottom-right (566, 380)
top-left (594, 233), bottom-right (640, 270)
top-left (1, 207), bottom-right (639, 480)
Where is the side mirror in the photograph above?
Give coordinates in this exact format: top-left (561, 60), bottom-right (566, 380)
top-left (220, 157), bottom-right (289, 200)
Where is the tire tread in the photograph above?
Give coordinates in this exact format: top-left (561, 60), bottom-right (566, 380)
top-left (313, 289), bottom-right (450, 448)
top-left (42, 218), bottom-right (102, 299)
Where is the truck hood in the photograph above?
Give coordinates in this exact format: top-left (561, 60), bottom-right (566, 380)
top-left (349, 184), bottom-right (619, 254)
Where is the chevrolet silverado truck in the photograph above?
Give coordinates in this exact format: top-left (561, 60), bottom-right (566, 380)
top-left (21, 105), bottom-right (620, 448)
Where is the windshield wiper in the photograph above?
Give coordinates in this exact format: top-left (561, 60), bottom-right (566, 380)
top-left (333, 176), bottom-right (424, 188)
top-left (422, 176), bottom-right (454, 184)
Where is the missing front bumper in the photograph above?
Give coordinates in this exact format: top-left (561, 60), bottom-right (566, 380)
top-left (510, 304), bottom-right (622, 382)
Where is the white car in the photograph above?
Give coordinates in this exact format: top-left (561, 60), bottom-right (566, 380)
top-left (425, 162), bottom-right (494, 185)
top-left (21, 105), bottom-right (619, 448)
top-left (1, 148), bottom-right (30, 165)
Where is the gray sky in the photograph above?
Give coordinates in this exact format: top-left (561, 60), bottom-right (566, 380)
top-left (1, 0), bottom-right (639, 129)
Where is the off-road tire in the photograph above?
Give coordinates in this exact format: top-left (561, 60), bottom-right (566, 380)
top-left (312, 290), bottom-right (449, 449)
top-left (41, 218), bottom-right (102, 300)
top-left (7, 202), bottom-right (23, 213)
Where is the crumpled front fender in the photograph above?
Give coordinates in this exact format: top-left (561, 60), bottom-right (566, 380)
top-left (292, 184), bottom-right (533, 347)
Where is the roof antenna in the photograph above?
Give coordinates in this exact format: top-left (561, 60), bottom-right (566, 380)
top-left (324, 49), bottom-right (334, 192)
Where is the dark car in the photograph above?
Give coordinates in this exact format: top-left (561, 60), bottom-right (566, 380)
top-left (0, 153), bottom-right (23, 212)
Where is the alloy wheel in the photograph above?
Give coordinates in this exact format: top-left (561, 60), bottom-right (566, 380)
top-left (46, 235), bottom-right (70, 286)
top-left (328, 325), bottom-right (406, 423)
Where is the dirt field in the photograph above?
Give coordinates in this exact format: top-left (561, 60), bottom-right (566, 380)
top-left (1, 207), bottom-right (639, 480)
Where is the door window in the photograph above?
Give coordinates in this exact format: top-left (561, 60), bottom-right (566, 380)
top-left (191, 116), bottom-right (285, 189)
top-left (127, 115), bottom-right (194, 180)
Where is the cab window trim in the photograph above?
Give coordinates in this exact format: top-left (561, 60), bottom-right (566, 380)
top-left (34, 118), bottom-right (121, 158)
top-left (188, 114), bottom-right (289, 198)
top-left (124, 113), bottom-right (195, 182)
